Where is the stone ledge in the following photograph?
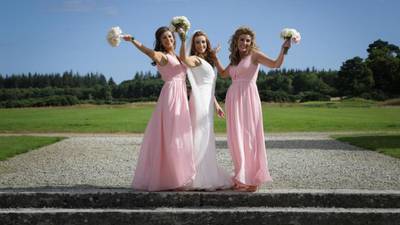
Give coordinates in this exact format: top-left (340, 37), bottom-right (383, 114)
top-left (1, 207), bottom-right (399, 225)
top-left (1, 188), bottom-right (399, 209)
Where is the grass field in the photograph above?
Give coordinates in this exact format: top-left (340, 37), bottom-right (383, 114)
top-left (0, 100), bottom-right (399, 133)
top-left (0, 136), bottom-right (65, 160)
top-left (335, 134), bottom-right (400, 159)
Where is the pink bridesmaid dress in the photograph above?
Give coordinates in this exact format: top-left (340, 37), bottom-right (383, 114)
top-left (132, 53), bottom-right (195, 191)
top-left (225, 53), bottom-right (272, 187)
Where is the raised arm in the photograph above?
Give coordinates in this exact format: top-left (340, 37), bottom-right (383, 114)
top-left (123, 35), bottom-right (167, 66)
top-left (178, 29), bottom-right (200, 67)
top-left (253, 39), bottom-right (291, 68)
top-left (210, 46), bottom-right (230, 78)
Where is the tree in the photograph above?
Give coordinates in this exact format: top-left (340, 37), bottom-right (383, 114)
top-left (337, 57), bottom-right (374, 96)
top-left (366, 39), bottom-right (400, 96)
top-left (108, 77), bottom-right (117, 86)
top-left (292, 73), bottom-right (320, 94)
top-left (268, 74), bottom-right (293, 93)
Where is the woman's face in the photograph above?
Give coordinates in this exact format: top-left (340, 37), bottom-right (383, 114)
top-left (160, 31), bottom-right (174, 50)
top-left (238, 34), bottom-right (252, 53)
top-left (194, 35), bottom-right (207, 54)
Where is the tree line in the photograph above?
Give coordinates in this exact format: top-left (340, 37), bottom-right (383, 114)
top-left (0, 39), bottom-right (399, 108)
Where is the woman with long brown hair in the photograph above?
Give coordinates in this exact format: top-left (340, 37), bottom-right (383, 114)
top-left (123, 26), bottom-right (195, 191)
top-left (177, 29), bottom-right (232, 190)
top-left (214, 26), bottom-right (291, 192)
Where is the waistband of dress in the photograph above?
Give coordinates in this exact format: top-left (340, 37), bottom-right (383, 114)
top-left (164, 78), bottom-right (186, 82)
top-left (232, 79), bottom-right (255, 83)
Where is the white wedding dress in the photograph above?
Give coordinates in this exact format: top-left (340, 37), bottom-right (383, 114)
top-left (187, 57), bottom-right (233, 190)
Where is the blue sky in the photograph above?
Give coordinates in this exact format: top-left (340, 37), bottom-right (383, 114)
top-left (0, 0), bottom-right (399, 83)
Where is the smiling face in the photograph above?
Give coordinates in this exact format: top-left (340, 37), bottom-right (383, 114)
top-left (229, 27), bottom-right (258, 65)
top-left (160, 30), bottom-right (175, 50)
top-left (237, 34), bottom-right (252, 54)
top-left (194, 35), bottom-right (207, 54)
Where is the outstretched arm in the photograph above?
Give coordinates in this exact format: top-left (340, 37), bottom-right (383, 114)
top-left (254, 39), bottom-right (291, 68)
top-left (123, 35), bottom-right (167, 66)
top-left (178, 29), bottom-right (200, 67)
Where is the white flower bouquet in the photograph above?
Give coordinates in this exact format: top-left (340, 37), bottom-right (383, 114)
top-left (107, 26), bottom-right (124, 47)
top-left (280, 28), bottom-right (301, 54)
top-left (169, 16), bottom-right (191, 34)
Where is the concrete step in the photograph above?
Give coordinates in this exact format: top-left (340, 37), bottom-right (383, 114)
top-left (1, 207), bottom-right (399, 225)
top-left (1, 188), bottom-right (399, 209)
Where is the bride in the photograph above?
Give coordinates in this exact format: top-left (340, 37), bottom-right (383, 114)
top-left (178, 29), bottom-right (233, 190)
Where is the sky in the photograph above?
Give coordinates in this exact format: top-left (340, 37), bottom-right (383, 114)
top-left (0, 0), bottom-right (399, 83)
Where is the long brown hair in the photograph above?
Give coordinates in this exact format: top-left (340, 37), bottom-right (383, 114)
top-left (189, 31), bottom-right (215, 67)
top-left (228, 26), bottom-right (258, 65)
top-left (152, 26), bottom-right (176, 66)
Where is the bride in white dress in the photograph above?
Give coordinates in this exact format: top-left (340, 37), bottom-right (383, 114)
top-left (178, 29), bottom-right (233, 190)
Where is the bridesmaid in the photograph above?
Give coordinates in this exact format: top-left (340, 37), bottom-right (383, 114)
top-left (123, 27), bottom-right (195, 191)
top-left (214, 26), bottom-right (290, 192)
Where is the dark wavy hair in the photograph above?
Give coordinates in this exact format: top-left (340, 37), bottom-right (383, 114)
top-left (229, 26), bottom-right (258, 66)
top-left (189, 31), bottom-right (214, 67)
top-left (151, 26), bottom-right (176, 66)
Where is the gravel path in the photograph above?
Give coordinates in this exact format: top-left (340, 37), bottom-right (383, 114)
top-left (0, 133), bottom-right (399, 191)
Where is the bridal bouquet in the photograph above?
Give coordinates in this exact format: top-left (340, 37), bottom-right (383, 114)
top-left (280, 28), bottom-right (301, 54)
top-left (169, 16), bottom-right (191, 35)
top-left (107, 26), bottom-right (124, 47)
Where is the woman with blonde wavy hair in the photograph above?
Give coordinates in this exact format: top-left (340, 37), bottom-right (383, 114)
top-left (214, 26), bottom-right (291, 192)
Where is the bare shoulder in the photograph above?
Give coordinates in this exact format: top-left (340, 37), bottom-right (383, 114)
top-left (155, 51), bottom-right (168, 66)
top-left (252, 49), bottom-right (267, 58)
top-left (252, 49), bottom-right (271, 64)
top-left (251, 49), bottom-right (262, 64)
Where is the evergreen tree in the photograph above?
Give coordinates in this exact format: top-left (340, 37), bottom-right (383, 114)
top-left (338, 57), bottom-right (374, 96)
top-left (366, 39), bottom-right (400, 96)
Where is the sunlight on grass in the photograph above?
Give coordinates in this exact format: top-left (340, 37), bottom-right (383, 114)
top-left (0, 100), bottom-right (399, 133)
top-left (0, 136), bottom-right (65, 160)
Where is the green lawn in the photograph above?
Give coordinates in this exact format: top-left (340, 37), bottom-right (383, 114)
top-left (0, 101), bottom-right (399, 133)
top-left (335, 134), bottom-right (400, 159)
top-left (0, 136), bottom-right (65, 160)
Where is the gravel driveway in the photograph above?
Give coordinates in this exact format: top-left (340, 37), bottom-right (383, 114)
top-left (0, 133), bottom-right (399, 191)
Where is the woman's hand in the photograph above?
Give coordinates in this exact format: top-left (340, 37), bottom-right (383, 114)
top-left (215, 104), bottom-right (225, 118)
top-left (122, 35), bottom-right (133, 41)
top-left (282, 38), bottom-right (291, 50)
top-left (210, 44), bottom-right (221, 61)
top-left (177, 28), bottom-right (186, 41)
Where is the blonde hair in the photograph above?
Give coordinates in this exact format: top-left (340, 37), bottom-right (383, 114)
top-left (228, 26), bottom-right (258, 65)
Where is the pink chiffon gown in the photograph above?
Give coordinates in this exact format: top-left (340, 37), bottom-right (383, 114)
top-left (132, 53), bottom-right (195, 191)
top-left (225, 53), bottom-right (272, 187)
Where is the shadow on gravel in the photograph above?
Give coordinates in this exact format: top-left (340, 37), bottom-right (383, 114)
top-left (216, 140), bottom-right (363, 150)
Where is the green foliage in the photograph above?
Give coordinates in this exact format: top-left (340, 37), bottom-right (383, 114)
top-left (338, 57), bottom-right (374, 96)
top-left (1, 38), bottom-right (399, 108)
top-left (299, 91), bottom-right (330, 102)
top-left (365, 39), bottom-right (400, 96)
top-left (259, 90), bottom-right (296, 102)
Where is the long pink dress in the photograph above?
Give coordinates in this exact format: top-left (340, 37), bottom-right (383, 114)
top-left (225, 53), bottom-right (272, 187)
top-left (132, 54), bottom-right (195, 191)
